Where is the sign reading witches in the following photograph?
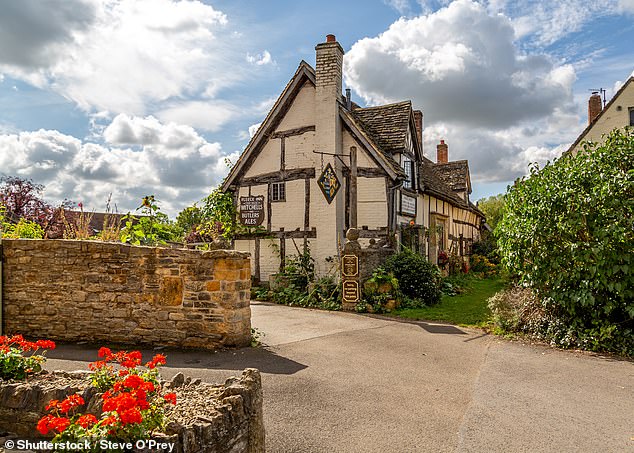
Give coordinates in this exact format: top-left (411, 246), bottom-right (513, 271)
top-left (317, 163), bottom-right (341, 204)
top-left (239, 195), bottom-right (264, 226)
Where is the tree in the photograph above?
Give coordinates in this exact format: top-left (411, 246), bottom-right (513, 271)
top-left (476, 194), bottom-right (505, 230)
top-left (175, 205), bottom-right (203, 235)
top-left (496, 127), bottom-right (634, 355)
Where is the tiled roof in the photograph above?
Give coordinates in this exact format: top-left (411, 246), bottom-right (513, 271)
top-left (419, 157), bottom-right (467, 207)
top-left (352, 101), bottom-right (412, 154)
top-left (433, 160), bottom-right (470, 193)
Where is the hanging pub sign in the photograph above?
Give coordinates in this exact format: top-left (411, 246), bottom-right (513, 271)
top-left (239, 195), bottom-right (265, 226)
top-left (317, 162), bottom-right (341, 204)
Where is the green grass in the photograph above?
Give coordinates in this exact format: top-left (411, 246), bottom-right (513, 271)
top-left (393, 276), bottom-right (506, 327)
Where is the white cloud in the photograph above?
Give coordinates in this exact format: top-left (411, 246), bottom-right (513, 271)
top-left (0, 0), bottom-right (237, 115)
top-left (0, 116), bottom-right (235, 216)
top-left (345, 0), bottom-right (577, 129)
top-left (246, 50), bottom-right (273, 66)
top-left (248, 122), bottom-right (262, 138)
top-left (619, 0), bottom-right (634, 11)
top-left (156, 101), bottom-right (240, 133)
top-left (345, 0), bottom-right (582, 183)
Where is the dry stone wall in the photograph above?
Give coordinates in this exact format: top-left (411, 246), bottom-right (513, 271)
top-left (0, 369), bottom-right (265, 453)
top-left (1, 239), bottom-right (251, 350)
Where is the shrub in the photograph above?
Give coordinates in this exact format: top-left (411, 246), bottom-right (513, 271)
top-left (470, 254), bottom-right (497, 275)
top-left (360, 268), bottom-right (401, 313)
top-left (38, 348), bottom-right (176, 443)
top-left (0, 335), bottom-right (55, 380)
top-left (382, 249), bottom-right (441, 305)
top-left (497, 128), bottom-right (634, 356)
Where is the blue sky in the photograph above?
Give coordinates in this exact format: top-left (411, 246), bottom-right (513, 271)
top-left (0, 0), bottom-right (633, 216)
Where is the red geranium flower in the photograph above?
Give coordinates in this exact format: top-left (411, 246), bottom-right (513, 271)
top-left (77, 414), bottom-right (98, 428)
top-left (164, 392), bottom-right (177, 405)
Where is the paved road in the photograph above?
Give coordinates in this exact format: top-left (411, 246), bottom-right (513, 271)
top-left (45, 302), bottom-right (634, 452)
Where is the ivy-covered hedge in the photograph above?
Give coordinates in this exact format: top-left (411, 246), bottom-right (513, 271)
top-left (496, 128), bottom-right (634, 355)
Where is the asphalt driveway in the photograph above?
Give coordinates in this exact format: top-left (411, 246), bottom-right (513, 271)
top-left (45, 301), bottom-right (634, 452)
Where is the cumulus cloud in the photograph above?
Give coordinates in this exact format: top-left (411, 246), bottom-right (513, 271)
top-left (0, 0), bottom-right (235, 115)
top-left (345, 0), bottom-right (576, 129)
top-left (0, 116), bottom-right (236, 216)
top-left (345, 0), bottom-right (585, 184)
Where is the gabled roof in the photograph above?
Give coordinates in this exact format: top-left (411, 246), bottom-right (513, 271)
top-left (339, 107), bottom-right (406, 180)
top-left (352, 101), bottom-right (412, 154)
top-left (566, 76), bottom-right (634, 154)
top-left (222, 61), bottom-right (316, 190)
top-left (433, 160), bottom-right (471, 194)
top-left (419, 157), bottom-right (467, 207)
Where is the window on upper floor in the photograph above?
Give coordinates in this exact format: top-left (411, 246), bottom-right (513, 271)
top-left (629, 107), bottom-right (634, 126)
top-left (271, 182), bottom-right (285, 202)
top-left (403, 158), bottom-right (415, 190)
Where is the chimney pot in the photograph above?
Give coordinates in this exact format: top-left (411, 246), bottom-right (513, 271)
top-left (437, 140), bottom-right (448, 164)
top-left (326, 34), bottom-right (336, 43)
top-left (588, 92), bottom-right (602, 125)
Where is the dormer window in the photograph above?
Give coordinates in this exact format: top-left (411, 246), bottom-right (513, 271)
top-left (403, 158), bottom-right (415, 190)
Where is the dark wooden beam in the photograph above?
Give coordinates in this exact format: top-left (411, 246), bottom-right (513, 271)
top-left (270, 125), bottom-right (315, 139)
top-left (452, 218), bottom-right (480, 228)
top-left (266, 184), bottom-right (272, 232)
top-left (280, 137), bottom-right (286, 171)
top-left (279, 228), bottom-right (286, 272)
top-left (239, 168), bottom-right (316, 186)
top-left (254, 238), bottom-right (261, 282)
top-left (234, 227), bottom-right (317, 240)
top-left (342, 167), bottom-right (386, 178)
top-left (304, 178), bottom-right (310, 249)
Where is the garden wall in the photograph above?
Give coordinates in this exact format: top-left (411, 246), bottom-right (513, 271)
top-left (1, 239), bottom-right (251, 349)
top-left (0, 368), bottom-right (265, 453)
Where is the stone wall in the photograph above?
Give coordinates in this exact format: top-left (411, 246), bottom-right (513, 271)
top-left (1, 239), bottom-right (251, 349)
top-left (0, 369), bottom-right (265, 453)
top-left (359, 245), bottom-right (395, 281)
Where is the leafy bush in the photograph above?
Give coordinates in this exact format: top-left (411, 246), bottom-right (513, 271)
top-left (497, 128), bottom-right (634, 356)
top-left (121, 196), bottom-right (182, 245)
top-left (382, 249), bottom-right (442, 305)
top-left (0, 334), bottom-right (55, 380)
top-left (470, 254), bottom-right (497, 275)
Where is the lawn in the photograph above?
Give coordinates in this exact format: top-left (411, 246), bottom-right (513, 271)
top-left (393, 276), bottom-right (506, 327)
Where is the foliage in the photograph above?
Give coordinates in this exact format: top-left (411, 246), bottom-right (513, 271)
top-left (61, 203), bottom-right (94, 240)
top-left (496, 128), bottom-right (633, 355)
top-left (382, 249), bottom-right (442, 305)
top-left (250, 328), bottom-right (265, 347)
top-left (0, 176), bottom-right (71, 238)
top-left (471, 231), bottom-right (500, 264)
top-left (470, 254), bottom-right (497, 276)
top-left (121, 196), bottom-right (182, 246)
top-left (447, 250), bottom-right (464, 276)
top-left (359, 268), bottom-right (401, 313)
top-left (38, 348), bottom-right (176, 445)
top-left (98, 194), bottom-right (123, 242)
top-left (197, 189), bottom-right (237, 242)
top-left (176, 205), bottom-right (203, 236)
top-left (476, 193), bottom-right (505, 230)
top-left (281, 245), bottom-right (315, 290)
top-left (395, 276), bottom-right (506, 327)
top-left (1, 206), bottom-right (45, 238)
top-left (0, 335), bottom-right (55, 380)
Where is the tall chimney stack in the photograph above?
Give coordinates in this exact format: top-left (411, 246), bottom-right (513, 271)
top-left (437, 140), bottom-right (448, 163)
top-left (588, 92), bottom-right (602, 124)
top-left (413, 110), bottom-right (423, 149)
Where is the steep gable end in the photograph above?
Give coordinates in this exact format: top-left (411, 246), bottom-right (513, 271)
top-left (222, 61), bottom-right (316, 190)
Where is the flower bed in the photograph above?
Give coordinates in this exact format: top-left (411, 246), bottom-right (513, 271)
top-left (0, 365), bottom-right (264, 452)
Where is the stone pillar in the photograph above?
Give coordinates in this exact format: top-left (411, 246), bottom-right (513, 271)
top-left (341, 228), bottom-right (361, 311)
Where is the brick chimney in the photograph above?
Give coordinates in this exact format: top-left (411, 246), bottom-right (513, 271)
top-left (413, 110), bottom-right (423, 149)
top-left (588, 92), bottom-right (602, 124)
top-left (437, 140), bottom-right (448, 163)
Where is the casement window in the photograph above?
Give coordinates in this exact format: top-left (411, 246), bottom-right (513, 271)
top-left (629, 107), bottom-right (634, 126)
top-left (403, 158), bottom-right (415, 190)
top-left (271, 182), bottom-right (286, 202)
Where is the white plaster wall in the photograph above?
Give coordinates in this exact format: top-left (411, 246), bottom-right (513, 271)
top-left (244, 138), bottom-right (280, 177)
top-left (342, 130), bottom-right (378, 168)
top-left (357, 177), bottom-right (387, 229)
top-left (277, 82), bottom-right (315, 131)
top-left (271, 179), bottom-right (304, 231)
top-left (285, 132), bottom-right (317, 169)
top-left (572, 82), bottom-right (634, 154)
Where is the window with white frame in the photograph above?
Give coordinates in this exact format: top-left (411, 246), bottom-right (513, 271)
top-left (271, 182), bottom-right (285, 202)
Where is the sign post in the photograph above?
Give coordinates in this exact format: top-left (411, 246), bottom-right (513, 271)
top-left (341, 228), bottom-right (361, 310)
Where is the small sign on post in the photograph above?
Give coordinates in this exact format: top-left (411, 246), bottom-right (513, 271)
top-left (341, 228), bottom-right (361, 310)
top-left (239, 195), bottom-right (265, 227)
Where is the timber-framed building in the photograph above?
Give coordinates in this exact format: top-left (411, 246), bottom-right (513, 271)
top-left (222, 35), bottom-right (484, 282)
